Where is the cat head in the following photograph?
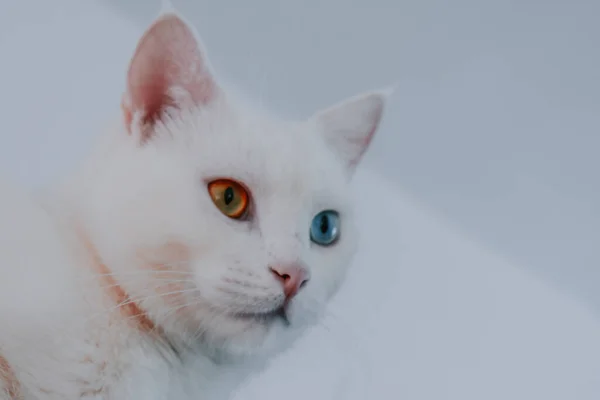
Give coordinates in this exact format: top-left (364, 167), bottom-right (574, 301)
top-left (81, 11), bottom-right (387, 358)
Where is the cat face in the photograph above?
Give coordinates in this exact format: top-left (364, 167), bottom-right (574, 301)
top-left (82, 11), bottom-right (387, 358)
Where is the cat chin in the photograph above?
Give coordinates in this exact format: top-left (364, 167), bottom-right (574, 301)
top-left (194, 310), bottom-right (308, 361)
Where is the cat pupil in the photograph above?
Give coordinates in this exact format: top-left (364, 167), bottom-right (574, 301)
top-left (224, 187), bottom-right (234, 205)
top-left (320, 215), bottom-right (329, 234)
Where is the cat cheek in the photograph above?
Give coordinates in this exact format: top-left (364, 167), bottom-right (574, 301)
top-left (192, 276), bottom-right (224, 303)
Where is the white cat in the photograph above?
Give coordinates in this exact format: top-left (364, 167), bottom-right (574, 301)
top-left (0, 7), bottom-right (388, 400)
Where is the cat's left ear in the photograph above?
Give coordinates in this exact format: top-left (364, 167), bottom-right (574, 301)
top-left (122, 12), bottom-right (219, 140)
top-left (311, 90), bottom-right (390, 173)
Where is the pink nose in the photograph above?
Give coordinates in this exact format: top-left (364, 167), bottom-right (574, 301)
top-left (269, 265), bottom-right (309, 301)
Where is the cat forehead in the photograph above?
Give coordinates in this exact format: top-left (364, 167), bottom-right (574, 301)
top-left (161, 104), bottom-right (350, 202)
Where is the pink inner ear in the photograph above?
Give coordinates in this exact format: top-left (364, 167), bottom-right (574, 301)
top-left (347, 119), bottom-right (380, 168)
top-left (124, 14), bottom-right (216, 135)
top-left (128, 58), bottom-right (177, 129)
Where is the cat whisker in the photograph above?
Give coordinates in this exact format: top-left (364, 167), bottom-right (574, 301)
top-left (159, 300), bottom-right (200, 321)
top-left (112, 288), bottom-right (201, 311)
top-left (190, 310), bottom-right (224, 343)
top-left (221, 277), bottom-right (271, 291)
top-left (226, 266), bottom-right (259, 278)
top-left (77, 287), bottom-right (202, 328)
top-left (120, 294), bottom-right (200, 327)
top-left (27, 279), bottom-right (200, 341)
top-left (135, 256), bottom-right (192, 268)
top-left (75, 269), bottom-right (194, 282)
top-left (153, 300), bottom-right (208, 342)
top-left (95, 278), bottom-right (196, 292)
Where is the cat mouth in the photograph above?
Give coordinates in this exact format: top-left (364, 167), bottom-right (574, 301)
top-left (233, 307), bottom-right (290, 326)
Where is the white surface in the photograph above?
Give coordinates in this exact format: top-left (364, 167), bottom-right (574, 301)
top-left (0, 1), bottom-right (599, 399)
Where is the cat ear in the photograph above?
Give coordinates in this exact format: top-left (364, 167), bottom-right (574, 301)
top-left (122, 12), bottom-right (219, 139)
top-left (311, 90), bottom-right (389, 172)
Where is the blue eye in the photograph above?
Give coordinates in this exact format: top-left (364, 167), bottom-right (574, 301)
top-left (310, 210), bottom-right (340, 246)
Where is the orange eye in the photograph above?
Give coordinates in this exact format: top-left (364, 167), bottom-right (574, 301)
top-left (207, 179), bottom-right (249, 219)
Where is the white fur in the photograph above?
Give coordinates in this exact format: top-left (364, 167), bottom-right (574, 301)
top-left (0, 8), bottom-right (387, 400)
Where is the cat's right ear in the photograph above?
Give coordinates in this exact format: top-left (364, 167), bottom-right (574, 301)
top-left (122, 12), bottom-right (219, 141)
top-left (311, 89), bottom-right (390, 174)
